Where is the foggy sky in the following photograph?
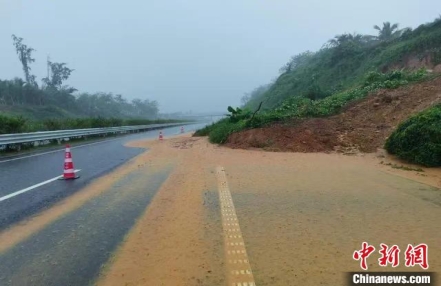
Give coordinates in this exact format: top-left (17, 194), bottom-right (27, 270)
top-left (1, 0), bottom-right (440, 113)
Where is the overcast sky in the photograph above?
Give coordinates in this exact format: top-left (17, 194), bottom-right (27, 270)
top-left (1, 1), bottom-right (440, 113)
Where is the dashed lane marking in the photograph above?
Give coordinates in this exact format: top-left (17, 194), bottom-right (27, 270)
top-left (216, 166), bottom-right (256, 286)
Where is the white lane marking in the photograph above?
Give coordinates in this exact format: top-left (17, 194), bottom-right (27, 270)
top-left (0, 169), bottom-right (81, 202)
top-left (0, 138), bottom-right (122, 163)
top-left (216, 166), bottom-right (256, 286)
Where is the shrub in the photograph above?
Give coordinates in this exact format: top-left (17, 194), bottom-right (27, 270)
top-left (43, 119), bottom-right (63, 130)
top-left (385, 104), bottom-right (441, 167)
top-left (0, 115), bottom-right (27, 134)
top-left (363, 69), bottom-right (426, 88)
top-left (245, 112), bottom-right (286, 128)
top-left (227, 106), bottom-right (252, 123)
top-left (208, 120), bottom-right (246, 144)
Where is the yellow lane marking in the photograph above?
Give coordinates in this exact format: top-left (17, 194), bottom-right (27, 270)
top-left (216, 166), bottom-right (256, 286)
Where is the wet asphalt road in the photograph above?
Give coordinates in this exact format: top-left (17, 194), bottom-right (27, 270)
top-left (0, 123), bottom-right (207, 230)
top-left (0, 164), bottom-right (173, 286)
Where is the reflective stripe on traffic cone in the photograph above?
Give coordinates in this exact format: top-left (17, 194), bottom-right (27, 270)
top-left (60, 144), bottom-right (80, 180)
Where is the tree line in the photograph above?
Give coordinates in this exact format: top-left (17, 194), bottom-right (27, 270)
top-left (0, 35), bottom-right (159, 119)
top-left (280, 22), bottom-right (412, 74)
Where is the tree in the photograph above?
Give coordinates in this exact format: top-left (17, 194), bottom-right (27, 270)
top-left (280, 51), bottom-right (314, 74)
top-left (373, 22), bottom-right (402, 41)
top-left (325, 33), bottom-right (369, 66)
top-left (280, 56), bottom-right (296, 74)
top-left (131, 98), bottom-right (159, 118)
top-left (327, 33), bottom-right (371, 47)
top-left (11, 35), bottom-right (37, 86)
top-left (42, 61), bottom-right (74, 89)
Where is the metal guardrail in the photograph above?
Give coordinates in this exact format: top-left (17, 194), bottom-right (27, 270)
top-left (0, 123), bottom-right (183, 146)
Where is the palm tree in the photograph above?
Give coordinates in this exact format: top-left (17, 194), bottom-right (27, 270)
top-left (373, 22), bottom-right (401, 41)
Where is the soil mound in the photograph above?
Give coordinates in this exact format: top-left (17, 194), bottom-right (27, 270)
top-left (226, 76), bottom-right (441, 153)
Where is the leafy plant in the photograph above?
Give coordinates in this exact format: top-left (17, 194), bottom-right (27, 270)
top-left (227, 106), bottom-right (252, 123)
top-left (42, 61), bottom-right (74, 89)
top-left (373, 22), bottom-right (406, 42)
top-left (0, 115), bottom-right (27, 134)
top-left (385, 104), bottom-right (441, 167)
top-left (208, 119), bottom-right (246, 144)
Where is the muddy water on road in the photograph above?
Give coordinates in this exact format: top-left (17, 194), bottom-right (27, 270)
top-left (97, 136), bottom-right (440, 286)
top-left (1, 135), bottom-right (439, 286)
top-left (96, 137), bottom-right (226, 285)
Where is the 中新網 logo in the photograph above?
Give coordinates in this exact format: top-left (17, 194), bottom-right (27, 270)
top-left (353, 242), bottom-right (428, 270)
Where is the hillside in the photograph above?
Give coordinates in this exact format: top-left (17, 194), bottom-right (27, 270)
top-left (227, 75), bottom-right (441, 153)
top-left (195, 17), bottom-right (441, 166)
top-left (246, 18), bottom-right (441, 110)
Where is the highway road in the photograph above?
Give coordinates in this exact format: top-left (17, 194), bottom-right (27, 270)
top-left (0, 123), bottom-right (206, 229)
top-left (0, 129), bottom-right (440, 286)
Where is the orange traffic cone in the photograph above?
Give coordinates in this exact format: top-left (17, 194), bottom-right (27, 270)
top-left (60, 144), bottom-right (80, 180)
top-left (159, 131), bottom-right (163, 141)
top-left (180, 126), bottom-right (184, 133)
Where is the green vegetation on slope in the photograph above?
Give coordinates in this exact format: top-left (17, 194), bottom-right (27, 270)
top-left (246, 18), bottom-right (441, 110)
top-left (270, 69), bottom-right (427, 119)
top-left (198, 69), bottom-right (429, 144)
top-left (385, 104), bottom-right (441, 167)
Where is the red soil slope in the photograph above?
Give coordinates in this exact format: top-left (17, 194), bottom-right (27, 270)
top-left (226, 76), bottom-right (441, 153)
